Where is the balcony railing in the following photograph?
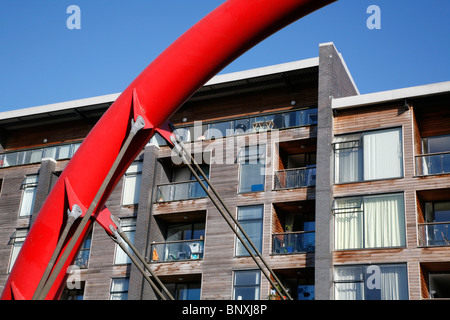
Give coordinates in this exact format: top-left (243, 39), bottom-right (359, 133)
top-left (0, 142), bottom-right (82, 168)
top-left (274, 166), bottom-right (316, 190)
top-left (156, 180), bottom-right (208, 202)
top-left (415, 151), bottom-right (450, 176)
top-left (150, 239), bottom-right (204, 262)
top-left (418, 222), bottom-right (450, 247)
top-left (171, 108), bottom-right (318, 143)
top-left (272, 231), bottom-right (315, 254)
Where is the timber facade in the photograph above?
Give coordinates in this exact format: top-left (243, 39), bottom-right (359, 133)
top-left (0, 43), bottom-right (449, 300)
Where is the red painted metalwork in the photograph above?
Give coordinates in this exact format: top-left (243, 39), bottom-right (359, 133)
top-left (1, 0), bottom-right (335, 300)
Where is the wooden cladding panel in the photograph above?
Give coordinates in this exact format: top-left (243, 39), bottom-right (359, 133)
top-left (334, 103), bottom-right (410, 135)
top-left (4, 119), bottom-right (93, 151)
top-left (171, 83), bottom-right (318, 126)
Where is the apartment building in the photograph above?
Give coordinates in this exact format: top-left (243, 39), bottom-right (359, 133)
top-left (0, 43), bottom-right (449, 300)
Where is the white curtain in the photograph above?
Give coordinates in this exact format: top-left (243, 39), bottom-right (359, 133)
top-left (335, 265), bottom-right (408, 300)
top-left (363, 128), bottom-right (403, 180)
top-left (19, 188), bottom-right (36, 217)
top-left (364, 194), bottom-right (405, 248)
top-left (380, 265), bottom-right (408, 300)
top-left (19, 175), bottom-right (38, 217)
top-left (122, 161), bottom-right (142, 205)
top-left (334, 134), bottom-right (362, 183)
top-left (334, 198), bottom-right (363, 250)
top-left (122, 174), bottom-right (141, 205)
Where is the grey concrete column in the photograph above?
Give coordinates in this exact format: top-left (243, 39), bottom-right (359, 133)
top-left (31, 158), bottom-right (56, 225)
top-left (128, 145), bottom-right (160, 300)
top-left (315, 43), bottom-right (359, 300)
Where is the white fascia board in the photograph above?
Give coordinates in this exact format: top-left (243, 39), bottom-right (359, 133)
top-left (332, 81), bottom-right (450, 110)
top-left (204, 57), bottom-right (319, 86)
top-left (0, 93), bottom-right (121, 121)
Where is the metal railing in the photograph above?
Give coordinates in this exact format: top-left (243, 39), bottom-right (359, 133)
top-left (418, 222), bottom-right (450, 247)
top-left (415, 151), bottom-right (450, 176)
top-left (150, 239), bottom-right (204, 262)
top-left (172, 108), bottom-right (318, 143)
top-left (0, 142), bottom-right (82, 168)
top-left (156, 180), bottom-right (208, 202)
top-left (272, 231), bottom-right (315, 254)
top-left (274, 166), bottom-right (316, 190)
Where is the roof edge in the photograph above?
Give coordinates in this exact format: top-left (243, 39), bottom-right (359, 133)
top-left (332, 81), bottom-right (450, 110)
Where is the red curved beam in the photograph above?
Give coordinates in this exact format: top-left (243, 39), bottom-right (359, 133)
top-left (1, 0), bottom-right (335, 300)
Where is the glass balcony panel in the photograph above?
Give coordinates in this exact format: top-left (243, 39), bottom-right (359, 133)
top-left (418, 223), bottom-right (450, 247)
top-left (151, 239), bottom-right (204, 262)
top-left (156, 181), bottom-right (207, 202)
top-left (416, 152), bottom-right (450, 176)
top-left (274, 166), bottom-right (316, 189)
top-left (272, 231), bottom-right (315, 254)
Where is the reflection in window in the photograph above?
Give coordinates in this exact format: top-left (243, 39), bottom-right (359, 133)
top-left (110, 278), bottom-right (129, 300)
top-left (233, 270), bottom-right (260, 300)
top-left (235, 205), bottom-right (263, 256)
top-left (238, 146), bottom-right (265, 193)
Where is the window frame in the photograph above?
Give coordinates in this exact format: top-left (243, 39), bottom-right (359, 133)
top-left (235, 205), bottom-right (264, 257)
top-left (121, 161), bottom-right (143, 206)
top-left (18, 174), bottom-right (39, 217)
top-left (114, 217), bottom-right (137, 265)
top-left (333, 263), bottom-right (409, 300)
top-left (8, 228), bottom-right (28, 272)
top-left (110, 278), bottom-right (130, 300)
top-left (333, 192), bottom-right (406, 250)
top-left (237, 145), bottom-right (266, 194)
top-left (232, 270), bottom-right (261, 300)
top-left (333, 127), bottom-right (404, 184)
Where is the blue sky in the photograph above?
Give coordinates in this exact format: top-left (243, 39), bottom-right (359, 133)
top-left (0, 0), bottom-right (449, 112)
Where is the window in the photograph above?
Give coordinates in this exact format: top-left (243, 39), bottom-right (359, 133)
top-left (334, 264), bottom-right (408, 300)
top-left (110, 278), bottom-right (129, 300)
top-left (74, 231), bottom-right (92, 268)
top-left (165, 281), bottom-right (201, 300)
top-left (122, 161), bottom-right (142, 205)
top-left (238, 146), bottom-right (265, 193)
top-left (233, 270), bottom-right (260, 300)
top-left (333, 193), bottom-right (406, 250)
top-left (19, 175), bottom-right (39, 217)
top-left (235, 205), bottom-right (263, 256)
top-left (114, 218), bottom-right (136, 265)
top-left (8, 229), bottom-right (28, 272)
top-left (334, 128), bottom-right (403, 183)
top-left (60, 282), bottom-right (85, 300)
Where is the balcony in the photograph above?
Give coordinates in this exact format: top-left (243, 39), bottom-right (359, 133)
top-left (156, 181), bottom-right (208, 202)
top-left (418, 222), bottom-right (450, 247)
top-left (274, 166), bottom-right (316, 190)
top-left (272, 231), bottom-right (315, 254)
top-left (416, 151), bottom-right (450, 176)
top-left (0, 142), bottom-right (81, 168)
top-left (171, 107), bottom-right (318, 143)
top-left (150, 239), bottom-right (204, 262)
